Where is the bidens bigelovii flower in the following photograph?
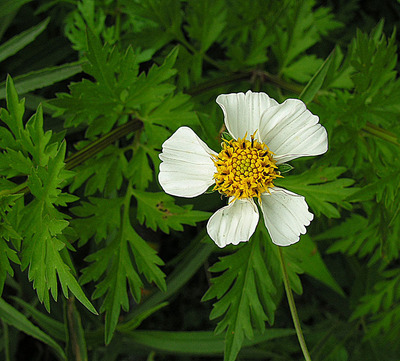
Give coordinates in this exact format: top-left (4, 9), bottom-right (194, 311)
top-left (158, 91), bottom-right (328, 248)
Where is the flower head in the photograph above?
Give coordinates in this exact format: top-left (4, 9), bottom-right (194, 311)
top-left (158, 91), bottom-right (328, 248)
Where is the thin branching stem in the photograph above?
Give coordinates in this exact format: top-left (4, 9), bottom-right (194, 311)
top-left (65, 119), bottom-right (142, 170)
top-left (278, 247), bottom-right (312, 361)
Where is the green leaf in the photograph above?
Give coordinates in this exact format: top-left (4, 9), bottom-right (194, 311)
top-left (275, 166), bottom-right (357, 218)
top-left (68, 146), bottom-right (126, 196)
top-left (0, 236), bottom-right (20, 296)
top-left (0, 148), bottom-right (33, 176)
top-left (350, 269), bottom-right (400, 340)
top-left (125, 46), bottom-right (179, 108)
top-left (80, 191), bottom-right (166, 344)
top-left (24, 104), bottom-right (55, 166)
top-left (285, 235), bottom-right (345, 296)
top-left (143, 92), bottom-right (198, 129)
top-left (0, 298), bottom-right (66, 360)
top-left (126, 146), bottom-right (153, 190)
top-left (17, 143), bottom-right (96, 314)
top-left (202, 236), bottom-right (277, 361)
top-left (0, 62), bottom-right (83, 100)
top-left (118, 302), bottom-right (169, 333)
top-left (81, 231), bottom-right (143, 344)
top-left (84, 26), bottom-right (115, 93)
top-left (120, 329), bottom-right (295, 356)
top-left (185, 0), bottom-right (226, 52)
top-left (120, 0), bottom-right (183, 44)
top-left (11, 297), bottom-right (65, 342)
top-left (127, 221), bottom-right (166, 293)
top-left (131, 235), bottom-right (214, 318)
top-left (274, 0), bottom-right (342, 70)
top-left (70, 196), bottom-right (124, 246)
top-left (284, 55), bottom-right (323, 83)
top-left (0, 0), bottom-right (32, 18)
top-left (51, 33), bottom-right (179, 137)
top-left (299, 50), bottom-right (335, 103)
top-left (1, 75), bottom-right (25, 137)
top-left (0, 18), bottom-right (49, 63)
top-left (132, 190), bottom-right (210, 233)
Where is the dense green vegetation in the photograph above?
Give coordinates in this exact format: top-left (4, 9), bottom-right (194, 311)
top-left (1, 0), bottom-right (400, 360)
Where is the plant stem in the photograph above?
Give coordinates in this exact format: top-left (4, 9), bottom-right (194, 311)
top-left (278, 247), bottom-right (312, 361)
top-left (363, 122), bottom-right (400, 147)
top-left (65, 119), bottom-right (142, 170)
top-left (1, 320), bottom-right (10, 361)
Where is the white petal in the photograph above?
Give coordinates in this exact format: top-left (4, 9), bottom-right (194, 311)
top-left (259, 99), bottom-right (328, 163)
top-left (260, 187), bottom-right (313, 246)
top-left (158, 127), bottom-right (217, 198)
top-left (216, 90), bottom-right (279, 140)
top-left (207, 198), bottom-right (259, 248)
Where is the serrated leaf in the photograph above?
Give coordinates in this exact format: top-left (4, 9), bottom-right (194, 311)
top-left (274, 1), bottom-right (342, 69)
top-left (80, 191), bottom-right (166, 344)
top-left (24, 104), bottom-right (55, 166)
top-left (284, 55), bottom-right (323, 84)
top-left (185, 0), bottom-right (226, 52)
top-left (2, 75), bottom-right (25, 137)
top-left (126, 146), bottom-right (153, 190)
top-left (16, 142), bottom-right (96, 314)
top-left (202, 235), bottom-right (276, 361)
top-left (285, 235), bottom-right (345, 296)
top-left (126, 221), bottom-right (166, 293)
top-left (144, 92), bottom-right (198, 129)
top-left (132, 190), bottom-right (210, 233)
top-left (70, 197), bottom-right (124, 246)
top-left (84, 26), bottom-right (115, 93)
top-left (81, 229), bottom-right (143, 346)
top-left (275, 166), bottom-right (357, 218)
top-left (0, 148), bottom-right (32, 176)
top-left (0, 235), bottom-right (20, 296)
top-left (68, 146), bottom-right (126, 196)
top-left (120, 0), bottom-right (183, 42)
top-left (125, 46), bottom-right (179, 108)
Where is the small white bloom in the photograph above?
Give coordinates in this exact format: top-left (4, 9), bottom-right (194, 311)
top-left (158, 91), bottom-right (328, 248)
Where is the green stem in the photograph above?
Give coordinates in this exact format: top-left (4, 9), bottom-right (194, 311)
top-left (65, 119), bottom-right (142, 170)
top-left (363, 122), bottom-right (400, 147)
top-left (2, 320), bottom-right (10, 361)
top-left (187, 72), bottom-right (251, 96)
top-left (278, 247), bottom-right (312, 361)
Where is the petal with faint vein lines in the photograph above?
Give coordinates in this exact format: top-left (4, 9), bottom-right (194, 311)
top-left (259, 99), bottom-right (328, 163)
top-left (260, 187), bottom-right (313, 246)
top-left (207, 198), bottom-right (259, 248)
top-left (159, 127), bottom-right (217, 198)
top-left (216, 90), bottom-right (278, 140)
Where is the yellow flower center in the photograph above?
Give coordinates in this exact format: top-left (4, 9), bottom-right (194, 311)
top-left (212, 132), bottom-right (282, 201)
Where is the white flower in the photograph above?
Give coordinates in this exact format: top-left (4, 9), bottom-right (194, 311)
top-left (158, 91), bottom-right (328, 248)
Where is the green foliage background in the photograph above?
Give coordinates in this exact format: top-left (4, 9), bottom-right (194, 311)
top-left (1, 0), bottom-right (400, 360)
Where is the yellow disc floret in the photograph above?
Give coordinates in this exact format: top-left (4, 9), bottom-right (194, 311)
top-left (212, 132), bottom-right (282, 201)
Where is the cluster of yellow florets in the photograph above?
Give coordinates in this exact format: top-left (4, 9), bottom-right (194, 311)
top-left (212, 133), bottom-right (282, 201)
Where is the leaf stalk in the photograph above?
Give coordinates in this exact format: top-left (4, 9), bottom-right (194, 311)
top-left (278, 247), bottom-right (312, 361)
